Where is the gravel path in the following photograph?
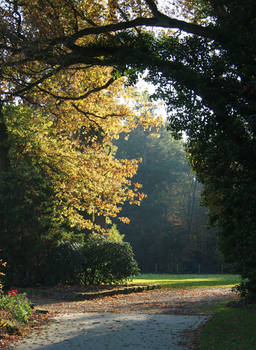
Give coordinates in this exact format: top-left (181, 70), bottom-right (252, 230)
top-left (8, 287), bottom-right (236, 349)
top-left (9, 313), bottom-right (207, 350)
top-left (29, 286), bottom-right (236, 315)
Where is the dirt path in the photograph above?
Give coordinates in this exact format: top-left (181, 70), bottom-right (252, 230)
top-left (29, 286), bottom-right (237, 315)
top-left (9, 313), bottom-right (208, 350)
top-left (5, 287), bottom-right (237, 350)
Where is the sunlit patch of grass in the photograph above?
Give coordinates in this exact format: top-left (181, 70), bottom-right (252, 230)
top-left (130, 274), bottom-right (241, 289)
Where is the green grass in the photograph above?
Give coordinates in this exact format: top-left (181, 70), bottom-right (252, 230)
top-left (199, 305), bottom-right (256, 350)
top-left (131, 273), bottom-right (241, 289)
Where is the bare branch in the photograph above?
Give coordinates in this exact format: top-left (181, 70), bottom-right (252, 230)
top-left (5, 65), bottom-right (63, 98)
top-left (36, 77), bottom-right (115, 101)
top-left (13, 0), bottom-right (22, 37)
top-left (117, 6), bottom-right (142, 36)
top-left (72, 109), bottom-right (122, 120)
top-left (71, 103), bottom-right (103, 131)
top-left (66, 16), bottom-right (218, 45)
top-left (144, 0), bottom-right (160, 16)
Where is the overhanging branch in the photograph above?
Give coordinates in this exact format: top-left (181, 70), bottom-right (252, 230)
top-left (65, 16), bottom-right (218, 46)
top-left (36, 77), bottom-right (115, 101)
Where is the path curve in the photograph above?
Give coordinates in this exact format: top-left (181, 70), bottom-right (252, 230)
top-left (30, 286), bottom-right (236, 315)
top-left (8, 287), bottom-right (236, 350)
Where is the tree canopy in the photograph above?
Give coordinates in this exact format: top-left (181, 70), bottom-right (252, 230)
top-left (1, 0), bottom-right (255, 102)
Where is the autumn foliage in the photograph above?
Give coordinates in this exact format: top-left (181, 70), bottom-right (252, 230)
top-left (0, 63), bottom-right (162, 285)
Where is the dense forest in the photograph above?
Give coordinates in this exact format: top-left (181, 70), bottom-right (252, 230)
top-left (115, 126), bottom-right (224, 273)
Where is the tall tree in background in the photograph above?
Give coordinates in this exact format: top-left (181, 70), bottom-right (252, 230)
top-left (1, 0), bottom-right (256, 296)
top-left (115, 126), bottom-right (222, 273)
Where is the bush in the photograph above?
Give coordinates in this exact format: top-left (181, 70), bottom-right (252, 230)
top-left (82, 236), bottom-right (139, 285)
top-left (234, 277), bottom-right (256, 303)
top-left (42, 237), bottom-right (139, 286)
top-left (0, 290), bottom-right (32, 323)
top-left (4, 235), bottom-right (139, 287)
top-left (41, 241), bottom-right (84, 286)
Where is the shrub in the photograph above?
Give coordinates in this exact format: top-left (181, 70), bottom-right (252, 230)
top-left (0, 290), bottom-right (32, 323)
top-left (233, 276), bottom-right (256, 303)
top-left (42, 237), bottom-right (139, 286)
top-left (82, 236), bottom-right (139, 285)
top-left (41, 241), bottom-right (84, 286)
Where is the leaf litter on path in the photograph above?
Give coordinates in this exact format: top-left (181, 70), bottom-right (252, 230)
top-left (28, 286), bottom-right (237, 315)
top-left (3, 286), bottom-right (238, 350)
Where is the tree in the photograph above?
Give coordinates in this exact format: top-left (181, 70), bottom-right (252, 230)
top-left (0, 82), bottom-right (161, 285)
top-left (115, 126), bottom-right (222, 273)
top-left (1, 0), bottom-right (256, 295)
top-left (0, 105), bottom-right (65, 285)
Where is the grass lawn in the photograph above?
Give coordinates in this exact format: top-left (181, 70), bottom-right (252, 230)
top-left (199, 304), bottom-right (256, 350)
top-left (131, 273), bottom-right (241, 289)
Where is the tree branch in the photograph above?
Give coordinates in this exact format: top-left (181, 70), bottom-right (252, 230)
top-left (65, 16), bottom-right (218, 45)
top-left (36, 77), bottom-right (115, 101)
top-left (4, 65), bottom-right (63, 98)
top-left (72, 109), bottom-right (122, 120)
top-left (71, 103), bottom-right (103, 131)
top-left (144, 0), bottom-right (161, 16)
